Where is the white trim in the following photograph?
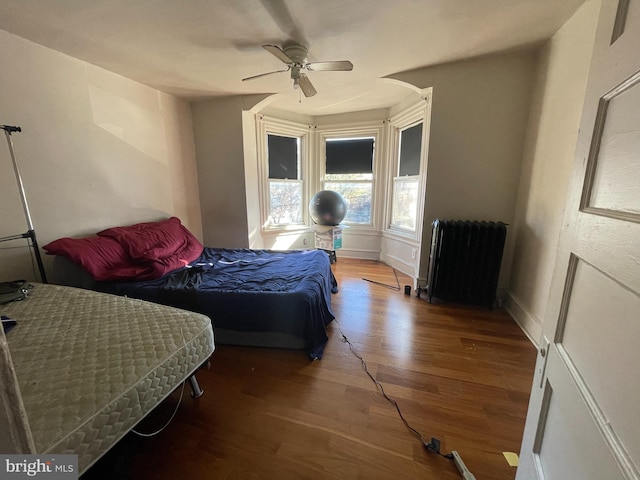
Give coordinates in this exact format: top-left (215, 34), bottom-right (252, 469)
top-left (258, 114), bottom-right (313, 132)
top-left (384, 89), bottom-right (432, 243)
top-left (503, 290), bottom-right (542, 347)
top-left (256, 116), bottom-right (311, 232)
top-left (336, 247), bottom-right (380, 260)
top-left (379, 251), bottom-right (418, 280)
top-left (380, 229), bottom-right (420, 247)
top-left (342, 226), bottom-right (382, 237)
top-left (389, 94), bottom-right (430, 126)
top-left (316, 122), bottom-right (386, 230)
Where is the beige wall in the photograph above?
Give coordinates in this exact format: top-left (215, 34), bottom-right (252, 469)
top-left (389, 51), bottom-right (537, 289)
top-left (505, 0), bottom-right (601, 345)
top-left (0, 29), bottom-right (202, 283)
top-left (191, 97), bottom-right (253, 248)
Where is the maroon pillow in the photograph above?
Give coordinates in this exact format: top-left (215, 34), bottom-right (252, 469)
top-left (98, 216), bottom-right (204, 265)
top-left (43, 236), bottom-right (152, 281)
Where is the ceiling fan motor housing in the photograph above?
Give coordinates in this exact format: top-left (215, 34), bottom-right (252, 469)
top-left (283, 44), bottom-right (308, 65)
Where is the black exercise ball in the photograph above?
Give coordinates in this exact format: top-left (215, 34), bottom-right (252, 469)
top-left (309, 190), bottom-right (347, 226)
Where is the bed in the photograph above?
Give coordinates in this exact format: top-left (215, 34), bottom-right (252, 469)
top-left (1, 282), bottom-right (215, 475)
top-left (44, 217), bottom-right (338, 360)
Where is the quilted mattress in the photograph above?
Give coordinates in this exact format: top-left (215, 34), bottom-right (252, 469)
top-left (2, 283), bottom-right (214, 473)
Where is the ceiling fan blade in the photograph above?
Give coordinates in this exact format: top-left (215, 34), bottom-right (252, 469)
top-left (262, 44), bottom-right (293, 64)
top-left (242, 68), bottom-right (289, 82)
top-left (298, 73), bottom-right (317, 97)
top-left (307, 60), bottom-right (353, 72)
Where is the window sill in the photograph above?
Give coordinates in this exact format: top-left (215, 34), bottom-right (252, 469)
top-left (261, 225), bottom-right (309, 237)
top-left (383, 227), bottom-right (419, 243)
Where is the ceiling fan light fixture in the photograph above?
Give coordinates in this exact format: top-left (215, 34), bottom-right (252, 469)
top-left (292, 77), bottom-right (300, 90)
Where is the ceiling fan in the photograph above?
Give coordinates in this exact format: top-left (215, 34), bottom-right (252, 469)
top-left (242, 44), bottom-right (354, 98)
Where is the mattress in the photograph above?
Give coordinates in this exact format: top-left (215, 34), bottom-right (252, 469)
top-left (2, 283), bottom-right (214, 474)
top-left (98, 248), bottom-right (337, 359)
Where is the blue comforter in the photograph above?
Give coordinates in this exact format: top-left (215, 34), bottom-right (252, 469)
top-left (98, 248), bottom-right (338, 359)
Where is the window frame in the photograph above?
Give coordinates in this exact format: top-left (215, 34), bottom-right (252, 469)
top-left (386, 95), bottom-right (431, 239)
top-left (257, 115), bottom-right (312, 232)
top-left (317, 123), bottom-right (385, 230)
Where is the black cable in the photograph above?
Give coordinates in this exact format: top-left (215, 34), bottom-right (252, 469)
top-left (361, 267), bottom-right (401, 291)
top-left (132, 327), bottom-right (188, 437)
top-left (333, 319), bottom-right (450, 458)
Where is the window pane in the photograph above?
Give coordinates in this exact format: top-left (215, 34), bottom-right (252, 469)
top-left (399, 123), bottom-right (422, 176)
top-left (325, 182), bottom-right (372, 224)
top-left (326, 138), bottom-right (374, 174)
top-left (269, 180), bottom-right (303, 225)
top-left (268, 134), bottom-right (299, 179)
top-left (325, 172), bottom-right (373, 181)
top-left (391, 178), bottom-right (419, 230)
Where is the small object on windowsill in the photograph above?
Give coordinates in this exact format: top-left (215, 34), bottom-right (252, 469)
top-left (2, 315), bottom-right (17, 334)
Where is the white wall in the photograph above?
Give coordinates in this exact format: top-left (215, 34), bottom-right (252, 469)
top-left (0, 29), bottom-right (202, 283)
top-left (505, 0), bottom-right (601, 345)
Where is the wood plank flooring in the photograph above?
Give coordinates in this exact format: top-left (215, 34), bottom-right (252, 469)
top-left (82, 258), bottom-right (537, 479)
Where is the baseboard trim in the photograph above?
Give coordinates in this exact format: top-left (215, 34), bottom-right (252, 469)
top-left (379, 252), bottom-right (417, 280)
top-left (336, 248), bottom-right (379, 261)
top-left (503, 291), bottom-right (542, 348)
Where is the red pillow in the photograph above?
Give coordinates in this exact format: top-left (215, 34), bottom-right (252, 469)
top-left (98, 217), bottom-right (204, 264)
top-left (43, 236), bottom-right (153, 281)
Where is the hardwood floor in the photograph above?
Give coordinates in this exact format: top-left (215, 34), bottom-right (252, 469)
top-left (83, 258), bottom-right (537, 479)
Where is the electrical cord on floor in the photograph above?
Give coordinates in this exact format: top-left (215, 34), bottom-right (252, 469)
top-left (131, 381), bottom-right (186, 438)
top-left (334, 319), bottom-right (447, 456)
top-left (334, 319), bottom-right (477, 479)
top-left (132, 328), bottom-right (188, 438)
top-left (361, 267), bottom-right (401, 291)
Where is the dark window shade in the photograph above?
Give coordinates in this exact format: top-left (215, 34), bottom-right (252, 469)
top-left (399, 123), bottom-right (422, 176)
top-left (268, 134), bottom-right (298, 179)
top-left (326, 138), bottom-right (374, 174)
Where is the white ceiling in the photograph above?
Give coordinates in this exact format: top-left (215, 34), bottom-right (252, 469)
top-left (0, 0), bottom-right (586, 116)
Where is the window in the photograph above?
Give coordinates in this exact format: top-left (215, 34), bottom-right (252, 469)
top-left (267, 134), bottom-right (303, 226)
top-left (391, 123), bottom-right (422, 231)
top-left (323, 137), bottom-right (375, 224)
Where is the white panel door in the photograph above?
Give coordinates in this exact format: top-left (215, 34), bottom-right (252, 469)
top-left (517, 0), bottom-right (640, 479)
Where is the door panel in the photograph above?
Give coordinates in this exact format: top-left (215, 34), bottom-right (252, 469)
top-left (534, 372), bottom-right (623, 480)
top-left (561, 259), bottom-right (640, 457)
top-left (517, 0), bottom-right (640, 478)
top-left (584, 72), bottom-right (640, 217)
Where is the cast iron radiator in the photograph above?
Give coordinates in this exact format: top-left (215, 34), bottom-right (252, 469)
top-left (426, 219), bottom-right (506, 307)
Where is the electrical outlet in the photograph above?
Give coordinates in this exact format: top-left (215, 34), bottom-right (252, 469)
top-left (411, 248), bottom-right (417, 259)
top-left (303, 238), bottom-right (307, 246)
